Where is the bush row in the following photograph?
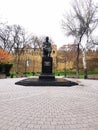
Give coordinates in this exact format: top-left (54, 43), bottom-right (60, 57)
top-left (10, 72), bottom-right (40, 78)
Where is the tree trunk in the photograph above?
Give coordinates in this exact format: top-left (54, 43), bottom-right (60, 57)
top-left (82, 49), bottom-right (88, 79)
top-left (84, 68), bottom-right (87, 79)
top-left (76, 43), bottom-right (79, 78)
top-left (16, 54), bottom-right (20, 72)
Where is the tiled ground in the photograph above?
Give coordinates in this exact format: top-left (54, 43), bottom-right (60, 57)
top-left (0, 77), bottom-right (98, 130)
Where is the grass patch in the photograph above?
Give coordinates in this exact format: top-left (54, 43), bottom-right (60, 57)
top-left (87, 71), bottom-right (98, 75)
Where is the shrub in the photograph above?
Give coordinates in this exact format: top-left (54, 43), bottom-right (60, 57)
top-left (0, 63), bottom-right (13, 76)
top-left (0, 49), bottom-right (13, 76)
top-left (4, 64), bottom-right (13, 76)
top-left (0, 49), bottom-right (12, 64)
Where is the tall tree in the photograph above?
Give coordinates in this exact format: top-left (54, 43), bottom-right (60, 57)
top-left (59, 44), bottom-right (77, 71)
top-left (62, 0), bottom-right (98, 78)
top-left (0, 24), bottom-right (14, 53)
top-left (12, 24), bottom-right (27, 72)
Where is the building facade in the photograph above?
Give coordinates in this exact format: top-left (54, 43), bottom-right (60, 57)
top-left (12, 44), bottom-right (57, 73)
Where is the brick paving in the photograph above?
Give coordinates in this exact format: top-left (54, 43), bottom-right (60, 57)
top-left (0, 77), bottom-right (98, 130)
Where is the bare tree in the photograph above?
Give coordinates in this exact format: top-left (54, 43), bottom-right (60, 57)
top-left (27, 35), bottom-right (39, 50)
top-left (12, 24), bottom-right (27, 72)
top-left (87, 36), bottom-right (98, 49)
top-left (59, 44), bottom-right (77, 72)
top-left (62, 0), bottom-right (98, 78)
top-left (27, 35), bottom-right (54, 52)
top-left (0, 24), bottom-right (14, 52)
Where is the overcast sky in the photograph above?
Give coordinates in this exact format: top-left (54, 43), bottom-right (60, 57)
top-left (0, 0), bottom-right (97, 48)
top-left (0, 0), bottom-right (73, 48)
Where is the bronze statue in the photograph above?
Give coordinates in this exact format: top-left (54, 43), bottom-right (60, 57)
top-left (43, 37), bottom-right (52, 57)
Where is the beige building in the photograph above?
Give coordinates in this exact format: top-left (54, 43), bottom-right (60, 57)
top-left (13, 44), bottom-right (57, 72)
top-left (12, 45), bottom-right (98, 73)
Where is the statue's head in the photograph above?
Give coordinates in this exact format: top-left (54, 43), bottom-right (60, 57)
top-left (46, 36), bottom-right (49, 42)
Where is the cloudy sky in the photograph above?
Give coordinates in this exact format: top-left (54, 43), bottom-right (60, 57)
top-left (0, 0), bottom-right (97, 48)
top-left (0, 0), bottom-right (73, 48)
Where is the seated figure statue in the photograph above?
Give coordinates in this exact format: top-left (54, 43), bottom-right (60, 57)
top-left (43, 37), bottom-right (52, 57)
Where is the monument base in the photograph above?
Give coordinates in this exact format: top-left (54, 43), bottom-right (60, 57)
top-left (39, 74), bottom-right (55, 80)
top-left (39, 56), bottom-right (55, 80)
top-left (15, 77), bottom-right (78, 86)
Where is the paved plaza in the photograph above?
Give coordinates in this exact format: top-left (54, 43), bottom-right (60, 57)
top-left (0, 77), bottom-right (98, 130)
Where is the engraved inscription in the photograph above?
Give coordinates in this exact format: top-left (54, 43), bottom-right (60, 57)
top-left (44, 61), bottom-right (51, 66)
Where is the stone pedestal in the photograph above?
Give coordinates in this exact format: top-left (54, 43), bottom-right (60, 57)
top-left (39, 57), bottom-right (55, 80)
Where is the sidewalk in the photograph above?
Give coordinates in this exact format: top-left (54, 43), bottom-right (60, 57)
top-left (0, 78), bottom-right (98, 130)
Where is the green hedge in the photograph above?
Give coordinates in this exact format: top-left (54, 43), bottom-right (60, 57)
top-left (87, 71), bottom-right (98, 75)
top-left (54, 71), bottom-right (76, 76)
